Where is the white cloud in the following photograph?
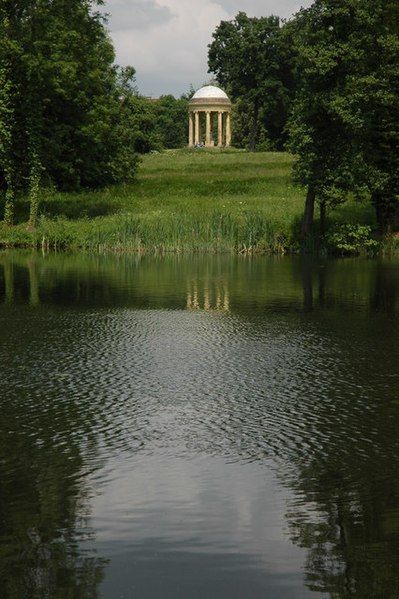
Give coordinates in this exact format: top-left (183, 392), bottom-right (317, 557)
top-left (104, 0), bottom-right (313, 96)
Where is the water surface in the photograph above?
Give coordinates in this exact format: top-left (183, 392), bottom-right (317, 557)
top-left (1, 252), bottom-right (399, 598)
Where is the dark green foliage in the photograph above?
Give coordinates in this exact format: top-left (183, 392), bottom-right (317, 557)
top-left (346, 0), bottom-right (399, 232)
top-left (208, 12), bottom-right (293, 151)
top-left (208, 1), bottom-right (399, 236)
top-left (154, 95), bottom-right (188, 149)
top-left (116, 87), bottom-right (189, 155)
top-left (232, 97), bottom-right (287, 151)
top-left (0, 0), bottom-right (140, 225)
top-left (0, 4), bottom-right (19, 224)
top-left (325, 224), bottom-right (379, 255)
top-left (123, 96), bottom-right (163, 154)
top-left (287, 1), bottom-right (365, 234)
top-left (231, 99), bottom-right (267, 150)
top-left (288, 0), bottom-right (399, 233)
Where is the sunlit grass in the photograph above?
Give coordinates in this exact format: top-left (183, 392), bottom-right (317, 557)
top-left (0, 149), bottom-right (379, 253)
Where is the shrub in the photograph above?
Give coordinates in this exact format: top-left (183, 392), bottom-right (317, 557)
top-left (324, 224), bottom-right (379, 256)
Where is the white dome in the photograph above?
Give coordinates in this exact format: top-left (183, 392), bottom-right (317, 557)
top-left (192, 85), bottom-right (229, 100)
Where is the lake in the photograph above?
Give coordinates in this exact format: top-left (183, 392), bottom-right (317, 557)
top-left (0, 252), bottom-right (398, 598)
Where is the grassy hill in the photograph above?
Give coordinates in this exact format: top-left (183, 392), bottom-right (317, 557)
top-left (0, 149), bottom-right (378, 253)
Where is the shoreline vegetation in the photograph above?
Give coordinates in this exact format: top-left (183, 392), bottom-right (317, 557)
top-left (0, 150), bottom-right (397, 256)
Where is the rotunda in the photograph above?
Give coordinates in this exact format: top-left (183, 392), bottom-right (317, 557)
top-left (188, 85), bottom-right (232, 148)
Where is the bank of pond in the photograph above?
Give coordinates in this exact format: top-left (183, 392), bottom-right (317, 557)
top-left (1, 151), bottom-right (397, 256)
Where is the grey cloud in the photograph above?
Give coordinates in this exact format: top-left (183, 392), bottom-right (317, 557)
top-left (215, 0), bottom-right (312, 19)
top-left (105, 0), bottom-right (174, 32)
top-left (136, 72), bottom-right (202, 98)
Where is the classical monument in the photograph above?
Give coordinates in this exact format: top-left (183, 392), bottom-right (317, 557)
top-left (188, 85), bottom-right (232, 148)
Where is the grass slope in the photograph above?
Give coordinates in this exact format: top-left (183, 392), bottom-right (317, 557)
top-left (0, 149), bottom-right (377, 253)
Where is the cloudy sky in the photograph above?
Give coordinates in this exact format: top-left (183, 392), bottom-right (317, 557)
top-left (103, 0), bottom-right (313, 97)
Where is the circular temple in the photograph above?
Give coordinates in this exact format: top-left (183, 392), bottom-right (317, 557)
top-left (188, 86), bottom-right (232, 148)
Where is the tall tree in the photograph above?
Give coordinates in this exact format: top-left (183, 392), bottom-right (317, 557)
top-left (0, 4), bottom-right (22, 225)
top-left (344, 0), bottom-right (399, 232)
top-left (208, 12), bottom-right (291, 151)
top-left (0, 0), bottom-right (139, 226)
top-left (288, 0), bottom-right (399, 235)
top-left (287, 1), bottom-right (363, 235)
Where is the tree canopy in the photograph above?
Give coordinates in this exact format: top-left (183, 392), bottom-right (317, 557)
top-left (0, 0), bottom-right (139, 225)
top-left (287, 0), bottom-right (399, 233)
top-left (208, 12), bottom-right (293, 151)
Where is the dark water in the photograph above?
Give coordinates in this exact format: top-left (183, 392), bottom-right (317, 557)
top-left (1, 252), bottom-right (399, 599)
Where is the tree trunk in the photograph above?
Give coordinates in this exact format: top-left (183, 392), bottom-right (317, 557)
top-left (373, 192), bottom-right (398, 235)
top-left (4, 186), bottom-right (14, 227)
top-left (301, 186), bottom-right (316, 236)
top-left (27, 149), bottom-right (41, 231)
top-left (319, 200), bottom-right (326, 235)
top-left (248, 99), bottom-right (259, 152)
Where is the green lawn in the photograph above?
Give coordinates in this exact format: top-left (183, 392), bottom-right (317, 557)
top-left (0, 149), bottom-right (377, 253)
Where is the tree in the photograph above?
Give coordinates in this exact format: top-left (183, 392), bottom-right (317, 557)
top-left (0, 3), bottom-right (24, 225)
top-left (287, 1), bottom-right (364, 235)
top-left (208, 12), bottom-right (291, 151)
top-left (119, 94), bottom-right (162, 155)
top-left (0, 0), bottom-right (140, 226)
top-left (340, 0), bottom-right (399, 232)
top-left (154, 95), bottom-right (189, 149)
top-left (117, 84), bottom-right (189, 154)
top-left (288, 0), bottom-right (399, 235)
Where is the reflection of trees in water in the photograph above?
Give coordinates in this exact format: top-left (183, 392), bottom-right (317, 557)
top-left (3, 259), bottom-right (14, 304)
top-left (284, 261), bottom-right (399, 597)
top-left (285, 454), bottom-right (399, 597)
top-left (27, 257), bottom-right (40, 306)
top-left (298, 258), bottom-right (399, 316)
top-left (0, 255), bottom-right (111, 597)
top-left (180, 258), bottom-right (399, 598)
top-left (0, 405), bottom-right (107, 597)
top-left (370, 263), bottom-right (399, 315)
top-left (2, 252), bottom-right (398, 316)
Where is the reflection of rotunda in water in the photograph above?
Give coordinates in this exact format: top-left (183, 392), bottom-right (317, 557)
top-left (186, 279), bottom-right (230, 312)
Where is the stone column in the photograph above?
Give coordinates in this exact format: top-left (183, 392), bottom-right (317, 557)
top-left (205, 111), bottom-right (211, 147)
top-left (218, 111), bottom-right (223, 147)
top-left (188, 112), bottom-right (194, 147)
top-left (194, 111), bottom-right (200, 144)
top-left (226, 112), bottom-right (231, 147)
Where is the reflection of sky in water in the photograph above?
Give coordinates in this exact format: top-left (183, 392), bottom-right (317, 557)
top-left (94, 455), bottom-right (314, 598)
top-left (85, 308), bottom-right (319, 595)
